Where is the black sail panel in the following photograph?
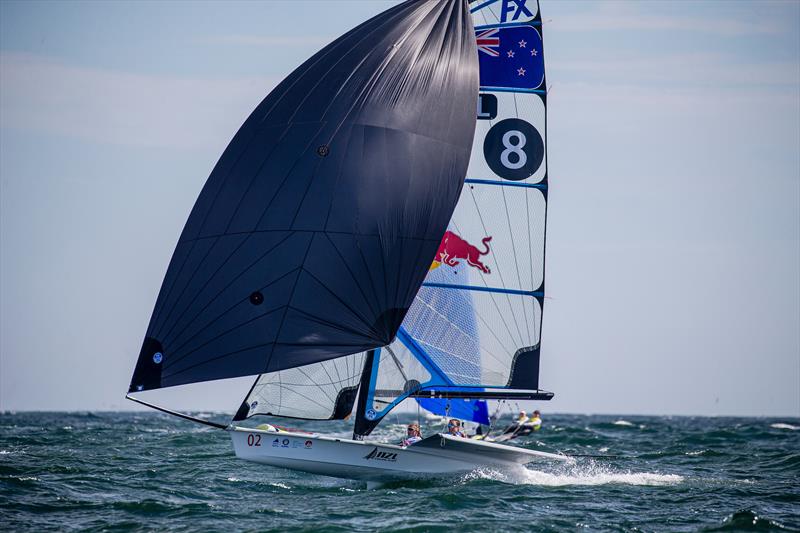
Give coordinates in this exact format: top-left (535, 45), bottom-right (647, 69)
top-left (130, 0), bottom-right (479, 393)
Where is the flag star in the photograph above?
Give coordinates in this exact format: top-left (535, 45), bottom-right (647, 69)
top-left (507, 50), bottom-right (515, 58)
top-left (518, 39), bottom-right (527, 48)
top-left (517, 67), bottom-right (526, 76)
top-left (531, 49), bottom-right (538, 56)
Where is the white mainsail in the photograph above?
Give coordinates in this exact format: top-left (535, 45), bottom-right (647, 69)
top-left (353, 0), bottom-right (551, 437)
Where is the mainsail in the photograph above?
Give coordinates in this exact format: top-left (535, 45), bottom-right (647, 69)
top-left (128, 0), bottom-right (479, 395)
top-left (353, 0), bottom-right (551, 437)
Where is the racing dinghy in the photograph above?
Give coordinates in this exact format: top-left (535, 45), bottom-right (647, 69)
top-left (127, 0), bottom-right (565, 483)
top-left (229, 430), bottom-right (564, 483)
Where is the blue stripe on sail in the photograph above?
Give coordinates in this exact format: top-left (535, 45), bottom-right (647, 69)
top-left (470, 0), bottom-right (500, 13)
top-left (474, 21), bottom-right (543, 29)
top-left (421, 282), bottom-right (543, 298)
top-left (397, 328), bottom-right (454, 386)
top-left (465, 179), bottom-right (547, 190)
top-left (480, 86), bottom-right (546, 94)
top-left (364, 347), bottom-right (382, 414)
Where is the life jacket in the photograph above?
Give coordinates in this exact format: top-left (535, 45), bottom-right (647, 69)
top-left (401, 435), bottom-right (422, 447)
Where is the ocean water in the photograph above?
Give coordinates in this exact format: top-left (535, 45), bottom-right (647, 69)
top-left (1, 412), bottom-right (798, 532)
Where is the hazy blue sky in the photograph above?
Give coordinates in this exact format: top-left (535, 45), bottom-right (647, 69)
top-left (1, 1), bottom-right (798, 416)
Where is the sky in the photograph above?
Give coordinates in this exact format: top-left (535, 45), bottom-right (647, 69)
top-left (1, 0), bottom-right (798, 417)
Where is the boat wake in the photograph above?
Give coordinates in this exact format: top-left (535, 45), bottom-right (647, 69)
top-left (464, 463), bottom-right (683, 487)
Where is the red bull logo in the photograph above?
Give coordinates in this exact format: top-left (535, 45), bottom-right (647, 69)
top-left (430, 231), bottom-right (492, 274)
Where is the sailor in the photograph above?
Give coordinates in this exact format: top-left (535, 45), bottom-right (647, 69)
top-left (502, 411), bottom-right (528, 435)
top-left (401, 423), bottom-right (422, 447)
top-left (447, 419), bottom-right (466, 437)
top-left (529, 410), bottom-right (542, 431)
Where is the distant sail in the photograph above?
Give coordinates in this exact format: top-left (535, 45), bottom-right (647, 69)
top-left (129, 0), bottom-right (479, 394)
top-left (355, 0), bottom-right (550, 437)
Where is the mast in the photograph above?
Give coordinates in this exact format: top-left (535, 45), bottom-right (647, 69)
top-left (353, 349), bottom-right (377, 440)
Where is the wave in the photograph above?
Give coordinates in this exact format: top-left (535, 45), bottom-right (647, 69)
top-left (770, 423), bottom-right (799, 431)
top-left (701, 510), bottom-right (789, 531)
top-left (465, 464), bottom-right (683, 487)
top-left (613, 420), bottom-right (635, 427)
top-left (520, 470), bottom-right (682, 487)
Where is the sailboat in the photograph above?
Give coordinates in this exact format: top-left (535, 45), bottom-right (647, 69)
top-left (127, 0), bottom-right (567, 483)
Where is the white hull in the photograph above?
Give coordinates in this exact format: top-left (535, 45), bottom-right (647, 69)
top-left (229, 427), bottom-right (568, 482)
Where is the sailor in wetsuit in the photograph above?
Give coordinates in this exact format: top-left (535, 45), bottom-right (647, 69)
top-left (401, 423), bottom-right (422, 447)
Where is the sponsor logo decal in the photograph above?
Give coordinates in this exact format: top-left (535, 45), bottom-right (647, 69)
top-left (364, 447), bottom-right (398, 462)
top-left (281, 438), bottom-right (290, 448)
top-left (272, 438), bottom-right (280, 447)
top-left (304, 440), bottom-right (313, 449)
top-left (501, 0), bottom-right (533, 23)
top-left (152, 352), bottom-right (163, 364)
top-left (430, 231), bottom-right (492, 274)
top-left (365, 409), bottom-right (377, 420)
top-left (484, 118), bottom-right (543, 181)
top-left (477, 93), bottom-right (498, 120)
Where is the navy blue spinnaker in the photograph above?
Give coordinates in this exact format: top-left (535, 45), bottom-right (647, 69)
top-left (129, 0), bottom-right (479, 394)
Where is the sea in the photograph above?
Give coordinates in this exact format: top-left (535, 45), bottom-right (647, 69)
top-left (1, 412), bottom-right (798, 532)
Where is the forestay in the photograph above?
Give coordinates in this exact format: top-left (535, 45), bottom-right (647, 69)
top-left (355, 0), bottom-right (550, 436)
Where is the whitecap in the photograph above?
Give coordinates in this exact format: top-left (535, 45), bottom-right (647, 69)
top-left (770, 423), bottom-right (799, 431)
top-left (518, 469), bottom-right (682, 487)
top-left (465, 464), bottom-right (683, 487)
top-left (613, 420), bottom-right (634, 427)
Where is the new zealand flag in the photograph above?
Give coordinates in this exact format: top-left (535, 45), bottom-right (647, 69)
top-left (475, 24), bottom-right (544, 91)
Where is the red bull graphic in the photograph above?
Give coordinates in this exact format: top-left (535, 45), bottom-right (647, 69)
top-left (430, 231), bottom-right (492, 274)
